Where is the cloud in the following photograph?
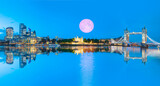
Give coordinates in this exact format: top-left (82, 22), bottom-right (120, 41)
top-left (0, 29), bottom-right (6, 39)
top-left (0, 14), bottom-right (19, 33)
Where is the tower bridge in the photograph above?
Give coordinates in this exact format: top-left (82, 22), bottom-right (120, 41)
top-left (124, 27), bottom-right (147, 44)
top-left (111, 27), bottom-right (160, 48)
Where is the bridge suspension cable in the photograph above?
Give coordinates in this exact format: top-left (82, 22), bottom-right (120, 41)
top-left (147, 35), bottom-right (160, 44)
top-left (116, 37), bottom-right (124, 43)
top-left (112, 36), bottom-right (129, 43)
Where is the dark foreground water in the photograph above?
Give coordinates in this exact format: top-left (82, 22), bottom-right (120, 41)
top-left (0, 46), bottom-right (160, 86)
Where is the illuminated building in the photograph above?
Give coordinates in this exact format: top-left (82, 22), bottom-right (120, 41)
top-left (73, 36), bottom-right (83, 44)
top-left (37, 37), bottom-right (42, 43)
top-left (31, 30), bottom-right (36, 37)
top-left (19, 23), bottom-right (27, 36)
top-left (28, 28), bottom-right (31, 36)
top-left (30, 37), bottom-right (37, 44)
top-left (5, 27), bottom-right (13, 41)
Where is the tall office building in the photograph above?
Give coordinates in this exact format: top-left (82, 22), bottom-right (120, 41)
top-left (31, 30), bottom-right (36, 37)
top-left (5, 27), bottom-right (13, 41)
top-left (28, 28), bottom-right (31, 36)
top-left (19, 23), bottom-right (27, 36)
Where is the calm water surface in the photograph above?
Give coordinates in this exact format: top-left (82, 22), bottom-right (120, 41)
top-left (0, 46), bottom-right (160, 86)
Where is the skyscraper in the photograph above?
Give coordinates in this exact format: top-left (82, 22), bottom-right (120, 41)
top-left (19, 23), bottom-right (27, 36)
top-left (28, 28), bottom-right (31, 36)
top-left (5, 27), bottom-right (13, 41)
top-left (31, 30), bottom-right (36, 37)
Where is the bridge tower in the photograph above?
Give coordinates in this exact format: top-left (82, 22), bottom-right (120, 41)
top-left (123, 28), bottom-right (129, 47)
top-left (124, 28), bottom-right (129, 42)
top-left (142, 27), bottom-right (147, 43)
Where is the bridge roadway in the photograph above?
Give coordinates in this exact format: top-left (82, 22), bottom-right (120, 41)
top-left (128, 32), bottom-right (142, 35)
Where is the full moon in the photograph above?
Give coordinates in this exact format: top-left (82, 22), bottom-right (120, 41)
top-left (79, 19), bottom-right (94, 33)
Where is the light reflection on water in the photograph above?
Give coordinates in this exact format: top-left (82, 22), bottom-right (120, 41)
top-left (0, 46), bottom-right (160, 86)
top-left (80, 53), bottom-right (94, 86)
top-left (1, 46), bottom-right (160, 68)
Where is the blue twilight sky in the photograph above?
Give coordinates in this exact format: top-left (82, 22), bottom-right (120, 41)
top-left (0, 0), bottom-right (160, 41)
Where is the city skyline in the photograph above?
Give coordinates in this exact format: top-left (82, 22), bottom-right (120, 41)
top-left (0, 23), bottom-right (159, 49)
top-left (0, 0), bottom-right (160, 40)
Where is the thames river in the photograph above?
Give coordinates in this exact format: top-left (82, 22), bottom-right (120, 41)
top-left (0, 46), bottom-right (160, 86)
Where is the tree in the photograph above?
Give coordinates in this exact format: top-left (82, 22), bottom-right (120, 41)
top-left (87, 38), bottom-right (91, 43)
top-left (72, 38), bottom-right (75, 41)
top-left (51, 39), bottom-right (56, 44)
top-left (57, 39), bottom-right (73, 43)
top-left (83, 38), bottom-right (87, 42)
top-left (41, 38), bottom-right (46, 44)
top-left (92, 39), bottom-right (99, 43)
top-left (105, 40), bottom-right (109, 44)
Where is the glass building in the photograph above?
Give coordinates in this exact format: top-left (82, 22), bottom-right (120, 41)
top-left (19, 23), bottom-right (27, 36)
